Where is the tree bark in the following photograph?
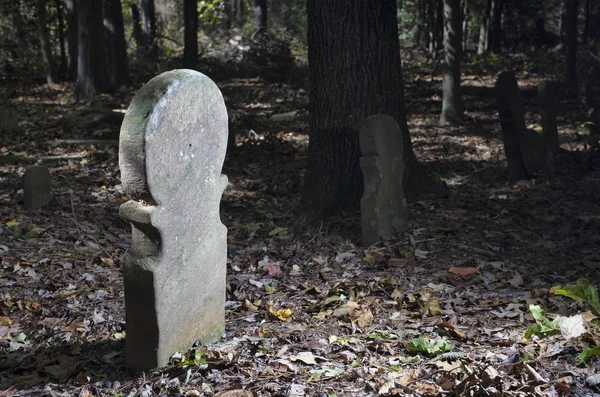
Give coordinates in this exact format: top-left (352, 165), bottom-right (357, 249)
top-left (103, 0), bottom-right (129, 87)
top-left (139, 0), bottom-right (157, 59)
top-left (440, 0), bottom-right (463, 125)
top-left (564, 0), bottom-right (579, 88)
top-left (478, 0), bottom-right (491, 54)
top-left (65, 0), bottom-right (78, 80)
top-left (131, 3), bottom-right (143, 51)
top-left (231, 0), bottom-right (246, 25)
top-left (183, 0), bottom-right (198, 67)
top-left (56, 0), bottom-right (67, 77)
top-left (489, 0), bottom-right (503, 53)
top-left (302, 0), bottom-right (440, 214)
top-left (461, 0), bottom-right (469, 51)
top-left (36, 0), bottom-right (58, 84)
top-left (76, 0), bottom-right (111, 99)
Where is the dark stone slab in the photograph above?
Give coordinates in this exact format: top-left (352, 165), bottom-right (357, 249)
top-left (359, 115), bottom-right (408, 247)
top-left (23, 165), bottom-right (52, 209)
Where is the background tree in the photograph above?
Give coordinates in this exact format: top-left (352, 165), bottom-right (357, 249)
top-left (564, 0), bottom-right (579, 88)
top-left (139, 0), bottom-right (157, 60)
top-left (478, 0), bottom-right (491, 54)
top-left (440, 0), bottom-right (463, 125)
top-left (103, 0), bottom-right (129, 87)
top-left (65, 0), bottom-right (78, 80)
top-left (183, 0), bottom-right (198, 67)
top-left (55, 0), bottom-right (67, 76)
top-left (35, 0), bottom-right (57, 84)
top-left (76, 0), bottom-right (111, 99)
top-left (252, 0), bottom-right (267, 37)
top-left (302, 0), bottom-right (440, 213)
top-left (489, 0), bottom-right (503, 53)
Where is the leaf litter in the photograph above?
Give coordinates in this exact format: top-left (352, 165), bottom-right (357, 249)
top-left (1, 52), bottom-right (600, 396)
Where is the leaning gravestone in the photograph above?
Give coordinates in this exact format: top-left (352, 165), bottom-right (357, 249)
top-left (23, 165), bottom-right (52, 209)
top-left (359, 115), bottom-right (408, 247)
top-left (119, 69), bottom-right (228, 371)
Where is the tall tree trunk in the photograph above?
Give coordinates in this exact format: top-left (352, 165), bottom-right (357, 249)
top-left (65, 0), bottom-right (78, 80)
top-left (251, 0), bottom-right (267, 38)
top-left (131, 3), bottom-right (143, 51)
top-left (223, 0), bottom-right (232, 29)
top-left (76, 0), bottom-right (111, 99)
top-left (415, 0), bottom-right (424, 46)
top-left (489, 0), bottom-right (503, 53)
top-left (56, 0), bottom-right (67, 77)
top-left (183, 0), bottom-right (198, 67)
top-left (435, 0), bottom-right (444, 53)
top-left (36, 0), bottom-right (58, 84)
top-left (427, 0), bottom-right (435, 53)
top-left (440, 0), bottom-right (463, 125)
top-left (231, 0), bottom-right (246, 25)
top-left (139, 0), bottom-right (157, 59)
top-left (564, 0), bottom-right (579, 88)
top-left (461, 0), bottom-right (469, 51)
top-left (302, 0), bottom-right (439, 213)
top-left (103, 0), bottom-right (129, 87)
top-left (583, 0), bottom-right (590, 44)
top-left (478, 0), bottom-right (491, 54)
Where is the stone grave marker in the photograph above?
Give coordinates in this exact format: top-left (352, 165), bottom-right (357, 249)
top-left (119, 69), bottom-right (228, 371)
top-left (359, 115), bottom-right (408, 247)
top-left (495, 71), bottom-right (552, 180)
top-left (537, 80), bottom-right (560, 156)
top-left (23, 165), bottom-right (52, 209)
top-left (0, 106), bottom-right (19, 133)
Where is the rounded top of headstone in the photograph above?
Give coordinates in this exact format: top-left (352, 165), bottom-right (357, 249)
top-left (119, 69), bottom-right (228, 202)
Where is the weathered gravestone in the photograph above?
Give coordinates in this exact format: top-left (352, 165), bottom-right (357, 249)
top-left (23, 165), bottom-right (52, 209)
top-left (359, 115), bottom-right (408, 247)
top-left (495, 71), bottom-right (553, 180)
top-left (0, 106), bottom-right (19, 133)
top-left (537, 80), bottom-right (560, 156)
top-left (119, 69), bottom-right (228, 371)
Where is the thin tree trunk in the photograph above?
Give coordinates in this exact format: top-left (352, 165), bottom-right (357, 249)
top-left (76, 0), bottom-right (112, 99)
top-left (231, 0), bottom-right (246, 25)
top-left (440, 0), bottom-right (463, 125)
top-left (435, 0), bottom-right (444, 53)
top-left (478, 0), bottom-right (491, 54)
top-left (489, 0), bottom-right (503, 53)
top-left (65, 0), bottom-right (78, 80)
top-left (251, 0), bottom-right (267, 38)
top-left (9, 2), bottom-right (27, 49)
top-left (564, 0), bottom-right (579, 88)
top-left (139, 0), bottom-right (157, 59)
top-left (183, 0), bottom-right (198, 67)
top-left (131, 3), bottom-right (143, 51)
top-left (461, 0), bottom-right (469, 51)
top-left (36, 0), bottom-right (58, 84)
top-left (427, 0), bottom-right (435, 54)
top-left (103, 0), bottom-right (129, 87)
top-left (56, 0), bottom-right (67, 77)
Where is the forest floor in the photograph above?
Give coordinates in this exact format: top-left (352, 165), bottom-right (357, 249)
top-left (1, 51), bottom-right (600, 397)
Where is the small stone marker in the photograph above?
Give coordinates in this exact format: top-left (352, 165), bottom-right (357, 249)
top-left (0, 106), bottom-right (19, 133)
top-left (23, 165), bottom-right (52, 209)
top-left (119, 69), bottom-right (228, 371)
top-left (359, 115), bottom-right (408, 247)
top-left (537, 80), bottom-right (560, 156)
